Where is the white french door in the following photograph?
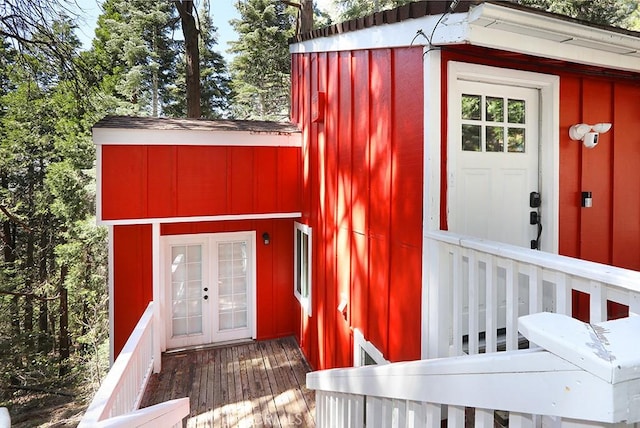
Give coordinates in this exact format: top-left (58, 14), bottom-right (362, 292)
top-left (163, 232), bottom-right (256, 349)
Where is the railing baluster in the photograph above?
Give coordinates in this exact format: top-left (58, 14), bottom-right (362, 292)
top-left (590, 280), bottom-right (606, 323)
top-left (530, 265), bottom-right (543, 314)
top-left (469, 251), bottom-right (479, 355)
top-left (506, 259), bottom-right (519, 351)
top-left (452, 246), bottom-right (463, 355)
top-left (425, 402), bottom-right (442, 427)
top-left (556, 273), bottom-right (571, 315)
top-left (509, 412), bottom-right (534, 427)
top-left (475, 408), bottom-right (494, 427)
top-left (447, 405), bottom-right (465, 428)
top-left (485, 256), bottom-right (498, 353)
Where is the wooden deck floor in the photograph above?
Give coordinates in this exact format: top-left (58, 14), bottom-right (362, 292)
top-left (140, 336), bottom-right (315, 427)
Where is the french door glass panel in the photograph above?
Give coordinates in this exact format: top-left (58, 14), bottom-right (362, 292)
top-left (171, 244), bottom-right (203, 337)
top-left (217, 241), bottom-right (248, 331)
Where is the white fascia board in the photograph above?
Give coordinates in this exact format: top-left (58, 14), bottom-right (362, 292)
top-left (289, 12), bottom-right (470, 54)
top-left (93, 127), bottom-right (302, 147)
top-left (467, 3), bottom-right (640, 73)
top-left (467, 24), bottom-right (640, 73)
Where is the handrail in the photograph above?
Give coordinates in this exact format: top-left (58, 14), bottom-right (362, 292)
top-left (426, 230), bottom-right (640, 293)
top-left (80, 302), bottom-right (155, 426)
top-left (95, 398), bottom-right (189, 428)
top-left (308, 313), bottom-right (640, 426)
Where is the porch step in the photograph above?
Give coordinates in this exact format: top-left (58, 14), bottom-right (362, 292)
top-left (462, 329), bottom-right (529, 354)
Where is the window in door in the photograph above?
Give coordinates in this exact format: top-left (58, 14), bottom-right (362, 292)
top-left (294, 222), bottom-right (312, 315)
top-left (461, 94), bottom-right (527, 153)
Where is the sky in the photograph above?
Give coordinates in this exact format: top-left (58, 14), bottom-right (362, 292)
top-left (72, 0), bottom-right (333, 61)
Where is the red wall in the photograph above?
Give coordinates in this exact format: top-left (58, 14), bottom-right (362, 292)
top-left (112, 224), bottom-right (153, 356)
top-left (112, 218), bottom-right (297, 357)
top-left (292, 44), bottom-right (640, 370)
top-left (292, 47), bottom-right (425, 370)
top-left (101, 145), bottom-right (301, 220)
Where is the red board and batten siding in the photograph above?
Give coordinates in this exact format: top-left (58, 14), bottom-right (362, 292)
top-left (292, 47), bottom-right (425, 370)
top-left (293, 44), bottom-right (640, 371)
top-left (101, 145), bottom-right (300, 221)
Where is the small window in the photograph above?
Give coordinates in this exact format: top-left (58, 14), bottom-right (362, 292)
top-left (353, 329), bottom-right (388, 367)
top-left (294, 222), bottom-right (312, 316)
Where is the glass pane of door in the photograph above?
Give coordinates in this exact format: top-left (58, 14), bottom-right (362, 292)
top-left (170, 244), bottom-right (203, 337)
top-left (217, 241), bottom-right (248, 331)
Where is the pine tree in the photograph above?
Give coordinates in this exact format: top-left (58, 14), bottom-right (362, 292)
top-left (87, 0), bottom-right (178, 116)
top-left (229, 0), bottom-right (296, 120)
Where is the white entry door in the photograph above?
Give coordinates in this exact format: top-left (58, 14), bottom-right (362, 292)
top-left (163, 232), bottom-right (255, 349)
top-left (449, 80), bottom-right (540, 247)
top-left (448, 79), bottom-right (541, 335)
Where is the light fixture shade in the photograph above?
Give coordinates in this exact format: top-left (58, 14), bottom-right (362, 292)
top-left (592, 123), bottom-right (612, 133)
top-left (569, 123), bottom-right (591, 141)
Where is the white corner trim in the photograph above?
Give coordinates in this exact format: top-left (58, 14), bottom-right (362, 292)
top-left (151, 223), bottom-right (162, 373)
top-left (107, 225), bottom-right (115, 366)
top-left (422, 48), bottom-right (442, 360)
top-left (95, 144), bottom-right (103, 224)
top-left (93, 127), bottom-right (302, 147)
top-left (97, 212), bottom-right (302, 226)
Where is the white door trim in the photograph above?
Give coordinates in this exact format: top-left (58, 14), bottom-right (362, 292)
top-left (158, 231), bottom-right (257, 350)
top-left (446, 61), bottom-right (560, 253)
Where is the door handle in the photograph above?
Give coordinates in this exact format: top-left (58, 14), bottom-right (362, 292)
top-left (203, 287), bottom-right (208, 292)
top-left (203, 295), bottom-right (208, 300)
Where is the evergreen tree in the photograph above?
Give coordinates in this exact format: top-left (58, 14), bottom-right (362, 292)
top-left (164, 0), bottom-right (232, 119)
top-left (333, 0), bottom-right (413, 21)
top-left (87, 0), bottom-right (178, 116)
top-left (229, 0), bottom-right (296, 120)
top-left (516, 0), bottom-right (639, 28)
top-left (0, 15), bottom-right (108, 403)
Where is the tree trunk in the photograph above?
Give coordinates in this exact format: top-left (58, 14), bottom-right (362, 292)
top-left (59, 265), bottom-right (70, 377)
top-left (174, 1), bottom-right (201, 118)
top-left (300, 0), bottom-right (314, 34)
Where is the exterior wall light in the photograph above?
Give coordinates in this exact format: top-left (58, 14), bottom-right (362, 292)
top-left (262, 232), bottom-right (270, 245)
top-left (569, 123), bottom-right (612, 148)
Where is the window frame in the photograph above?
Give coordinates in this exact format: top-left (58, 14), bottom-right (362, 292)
top-left (294, 222), bottom-right (312, 316)
top-left (353, 328), bottom-right (388, 367)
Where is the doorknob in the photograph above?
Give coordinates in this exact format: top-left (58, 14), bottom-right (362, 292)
top-left (203, 287), bottom-right (208, 292)
top-left (203, 295), bottom-right (208, 300)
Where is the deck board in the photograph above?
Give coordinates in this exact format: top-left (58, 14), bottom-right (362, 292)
top-left (140, 336), bottom-right (315, 427)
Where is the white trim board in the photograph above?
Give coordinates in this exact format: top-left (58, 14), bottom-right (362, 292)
top-left (290, 2), bottom-right (640, 74)
top-left (98, 212), bottom-right (302, 226)
top-left (93, 128), bottom-right (302, 147)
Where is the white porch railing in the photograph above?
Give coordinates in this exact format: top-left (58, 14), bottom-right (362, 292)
top-left (80, 302), bottom-right (189, 427)
top-left (425, 230), bottom-right (640, 358)
top-left (308, 230), bottom-right (640, 427)
top-left (309, 313), bottom-right (640, 427)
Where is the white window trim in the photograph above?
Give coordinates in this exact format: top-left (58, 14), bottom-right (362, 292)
top-left (294, 222), bottom-right (312, 316)
top-left (353, 328), bottom-right (388, 367)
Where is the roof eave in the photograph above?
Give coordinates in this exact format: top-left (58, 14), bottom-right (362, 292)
top-left (459, 2), bottom-right (640, 73)
top-left (291, 2), bottom-right (640, 74)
